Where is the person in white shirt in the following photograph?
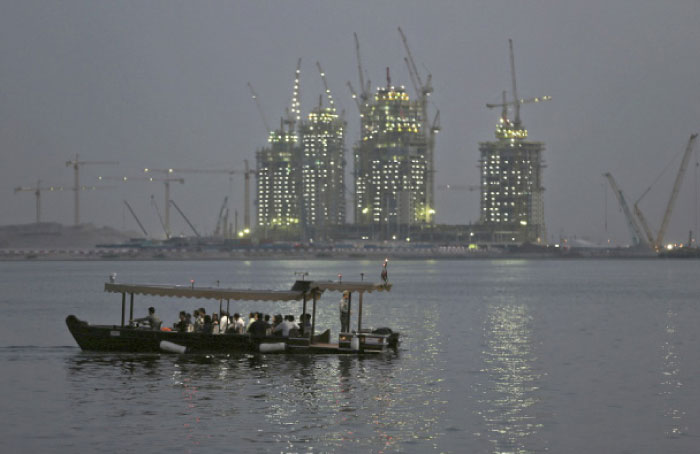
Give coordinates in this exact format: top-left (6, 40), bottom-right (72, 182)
top-left (218, 312), bottom-right (229, 334)
top-left (231, 313), bottom-right (245, 334)
top-left (273, 315), bottom-right (300, 337)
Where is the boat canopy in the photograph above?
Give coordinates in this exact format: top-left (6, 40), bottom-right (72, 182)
top-left (308, 281), bottom-right (392, 294)
top-left (104, 283), bottom-right (305, 302)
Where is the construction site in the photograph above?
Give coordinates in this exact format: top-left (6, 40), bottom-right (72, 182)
top-left (5, 30), bottom-right (699, 260)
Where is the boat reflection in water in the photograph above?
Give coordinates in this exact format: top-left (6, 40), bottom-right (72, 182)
top-left (476, 302), bottom-right (544, 453)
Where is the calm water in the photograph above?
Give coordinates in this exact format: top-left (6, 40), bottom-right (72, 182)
top-left (1, 259), bottom-right (700, 453)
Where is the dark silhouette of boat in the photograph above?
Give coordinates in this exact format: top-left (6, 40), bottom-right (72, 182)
top-left (66, 278), bottom-right (398, 355)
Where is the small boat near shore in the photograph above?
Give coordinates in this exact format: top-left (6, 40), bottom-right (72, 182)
top-left (66, 276), bottom-right (399, 355)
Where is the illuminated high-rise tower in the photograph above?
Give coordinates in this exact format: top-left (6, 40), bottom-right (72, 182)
top-left (353, 76), bottom-right (431, 238)
top-left (478, 109), bottom-right (545, 243)
top-left (256, 127), bottom-right (300, 231)
top-left (299, 104), bottom-right (346, 233)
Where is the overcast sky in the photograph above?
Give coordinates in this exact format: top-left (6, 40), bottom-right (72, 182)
top-left (2, 1), bottom-right (700, 245)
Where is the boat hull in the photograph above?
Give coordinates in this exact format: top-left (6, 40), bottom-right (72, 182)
top-left (66, 315), bottom-right (397, 354)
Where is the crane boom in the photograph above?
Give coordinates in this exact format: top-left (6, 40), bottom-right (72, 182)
top-left (508, 39), bottom-right (521, 126)
top-left (150, 195), bottom-right (167, 238)
top-left (634, 202), bottom-right (657, 247)
top-left (657, 134), bottom-right (698, 247)
top-left (346, 81), bottom-right (362, 111)
top-left (123, 200), bottom-right (148, 237)
top-left (316, 61), bottom-right (336, 111)
top-left (486, 95), bottom-right (552, 109)
top-left (214, 196), bottom-right (228, 237)
top-left (398, 26), bottom-right (423, 88)
top-left (353, 32), bottom-right (368, 102)
top-left (169, 200), bottom-right (200, 238)
top-left (603, 173), bottom-right (646, 246)
top-left (247, 82), bottom-right (271, 132)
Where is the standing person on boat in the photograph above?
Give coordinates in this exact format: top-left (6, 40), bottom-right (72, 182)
top-left (339, 291), bottom-right (350, 333)
top-left (131, 307), bottom-right (161, 330)
top-left (300, 313), bottom-right (312, 336)
top-left (211, 313), bottom-right (220, 334)
top-left (219, 311), bottom-right (229, 334)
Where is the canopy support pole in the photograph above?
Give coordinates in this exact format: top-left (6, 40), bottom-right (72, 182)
top-left (129, 293), bottom-right (134, 322)
top-left (311, 291), bottom-right (317, 343)
top-left (302, 293), bottom-right (307, 336)
top-left (121, 292), bottom-right (125, 327)
top-left (347, 292), bottom-right (352, 332)
top-left (358, 291), bottom-right (364, 332)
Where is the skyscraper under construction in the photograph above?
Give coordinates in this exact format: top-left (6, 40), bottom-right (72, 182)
top-left (353, 79), bottom-right (430, 237)
top-left (477, 40), bottom-right (549, 244)
top-left (255, 60), bottom-right (346, 239)
top-left (256, 127), bottom-right (300, 232)
top-left (478, 108), bottom-right (545, 243)
top-left (299, 103), bottom-right (346, 234)
top-left (351, 29), bottom-right (437, 239)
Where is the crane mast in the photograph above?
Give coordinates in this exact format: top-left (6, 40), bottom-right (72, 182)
top-left (65, 154), bottom-right (118, 225)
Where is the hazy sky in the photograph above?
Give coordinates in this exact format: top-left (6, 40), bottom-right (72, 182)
top-left (2, 1), bottom-right (700, 245)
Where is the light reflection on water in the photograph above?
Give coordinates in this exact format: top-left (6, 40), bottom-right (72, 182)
top-left (63, 350), bottom-right (441, 452)
top-left (476, 303), bottom-right (543, 454)
top-left (660, 304), bottom-right (687, 439)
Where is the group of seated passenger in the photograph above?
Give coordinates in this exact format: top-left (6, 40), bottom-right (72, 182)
top-left (163, 308), bottom-right (313, 338)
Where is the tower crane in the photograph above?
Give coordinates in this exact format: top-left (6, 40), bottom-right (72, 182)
top-left (247, 82), bottom-right (271, 133)
top-left (149, 162), bottom-right (255, 233)
top-left (398, 26), bottom-right (435, 223)
top-left (65, 154), bottom-right (118, 225)
top-left (634, 134), bottom-right (698, 250)
top-left (14, 180), bottom-right (67, 223)
top-left (603, 172), bottom-right (647, 247)
top-left (486, 41), bottom-right (551, 127)
top-left (99, 174), bottom-right (184, 239)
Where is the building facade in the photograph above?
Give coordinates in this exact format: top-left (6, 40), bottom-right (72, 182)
top-left (478, 114), bottom-right (546, 243)
top-left (353, 85), bottom-right (431, 238)
top-left (256, 129), bottom-right (300, 233)
top-left (299, 106), bottom-right (346, 236)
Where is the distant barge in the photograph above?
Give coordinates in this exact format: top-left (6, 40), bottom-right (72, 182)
top-left (66, 278), bottom-right (398, 355)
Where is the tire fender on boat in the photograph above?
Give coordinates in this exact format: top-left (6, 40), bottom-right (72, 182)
top-left (259, 342), bottom-right (286, 353)
top-left (160, 340), bottom-right (187, 354)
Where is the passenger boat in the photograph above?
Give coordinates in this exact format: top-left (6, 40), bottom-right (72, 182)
top-left (66, 277), bottom-right (399, 354)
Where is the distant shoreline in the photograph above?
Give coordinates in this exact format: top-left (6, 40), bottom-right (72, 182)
top-left (0, 248), bottom-right (665, 261)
